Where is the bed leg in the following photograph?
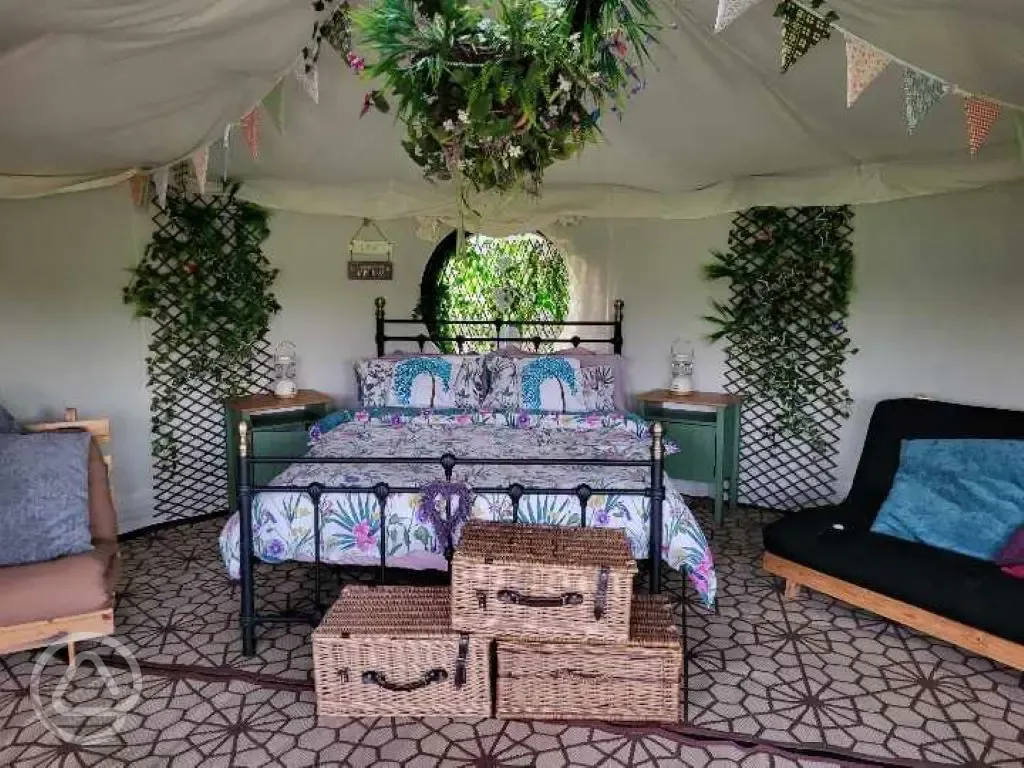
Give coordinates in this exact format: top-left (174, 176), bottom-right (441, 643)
top-left (783, 579), bottom-right (803, 600)
top-left (649, 423), bottom-right (664, 594)
top-left (66, 639), bottom-right (76, 666)
top-left (238, 422), bottom-right (256, 657)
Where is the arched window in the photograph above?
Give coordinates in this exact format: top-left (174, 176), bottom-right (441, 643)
top-left (419, 232), bottom-right (570, 352)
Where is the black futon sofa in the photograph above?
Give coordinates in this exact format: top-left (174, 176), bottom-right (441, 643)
top-left (763, 398), bottom-right (1024, 670)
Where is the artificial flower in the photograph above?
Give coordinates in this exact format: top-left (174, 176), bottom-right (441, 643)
top-left (457, 109), bottom-right (470, 123)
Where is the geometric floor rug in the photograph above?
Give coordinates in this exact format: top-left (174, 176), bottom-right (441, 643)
top-left (2, 502), bottom-right (1022, 767)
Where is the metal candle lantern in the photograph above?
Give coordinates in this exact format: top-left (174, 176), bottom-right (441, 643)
top-left (273, 341), bottom-right (299, 399)
top-left (670, 338), bottom-right (694, 394)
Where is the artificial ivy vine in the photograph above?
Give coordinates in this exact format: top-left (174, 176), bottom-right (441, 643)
top-left (703, 207), bottom-right (856, 453)
top-left (123, 183), bottom-right (280, 468)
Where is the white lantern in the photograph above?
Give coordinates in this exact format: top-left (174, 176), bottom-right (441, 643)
top-left (273, 341), bottom-right (299, 399)
top-left (670, 338), bottom-right (694, 395)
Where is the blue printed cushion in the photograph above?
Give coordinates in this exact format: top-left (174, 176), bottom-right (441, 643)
top-left (483, 355), bottom-right (585, 412)
top-left (355, 356), bottom-right (486, 409)
top-left (871, 439), bottom-right (1024, 562)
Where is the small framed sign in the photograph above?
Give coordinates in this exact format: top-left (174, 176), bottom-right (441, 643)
top-left (348, 260), bottom-right (394, 280)
top-left (348, 218), bottom-right (393, 281)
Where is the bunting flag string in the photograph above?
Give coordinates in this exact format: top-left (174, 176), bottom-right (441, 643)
top-left (294, 57), bottom-right (319, 104)
top-left (963, 95), bottom-right (1002, 156)
top-left (714, 0), bottom-right (764, 33)
top-left (152, 166), bottom-right (169, 209)
top-left (262, 80), bottom-right (285, 133)
top-left (844, 35), bottom-right (890, 107)
top-left (241, 109), bottom-right (261, 160)
top-left (191, 146), bottom-right (210, 196)
top-left (129, 174), bottom-right (149, 208)
top-left (776, 0), bottom-right (835, 73)
top-left (903, 69), bottom-right (948, 134)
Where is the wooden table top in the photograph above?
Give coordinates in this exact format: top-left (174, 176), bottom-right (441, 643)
top-left (225, 389), bottom-right (333, 415)
top-left (634, 389), bottom-right (744, 408)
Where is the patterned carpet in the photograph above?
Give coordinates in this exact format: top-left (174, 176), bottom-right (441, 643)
top-left (1, 503), bottom-right (1023, 767)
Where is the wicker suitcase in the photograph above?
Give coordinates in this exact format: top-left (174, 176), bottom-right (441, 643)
top-left (451, 520), bottom-right (638, 642)
top-left (496, 595), bottom-right (681, 722)
top-left (312, 586), bottom-right (490, 718)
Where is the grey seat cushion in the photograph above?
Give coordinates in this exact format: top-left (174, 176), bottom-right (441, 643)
top-left (0, 432), bottom-right (93, 566)
top-left (0, 404), bottom-right (20, 434)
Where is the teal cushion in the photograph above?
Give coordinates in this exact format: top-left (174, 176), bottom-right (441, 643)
top-left (871, 439), bottom-right (1024, 561)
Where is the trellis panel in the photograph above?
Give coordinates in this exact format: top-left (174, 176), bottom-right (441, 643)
top-left (147, 185), bottom-right (273, 521)
top-left (719, 206), bottom-right (855, 511)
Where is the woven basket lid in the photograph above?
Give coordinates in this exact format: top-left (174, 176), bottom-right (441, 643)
top-left (629, 595), bottom-right (681, 649)
top-left (455, 521), bottom-right (637, 570)
top-left (314, 586), bottom-right (454, 638)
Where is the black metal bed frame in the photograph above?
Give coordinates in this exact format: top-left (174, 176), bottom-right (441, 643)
top-left (236, 298), bottom-right (665, 656)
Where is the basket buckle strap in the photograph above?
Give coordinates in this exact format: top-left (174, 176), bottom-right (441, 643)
top-left (454, 634), bottom-right (470, 689)
top-left (361, 668), bottom-right (448, 692)
top-left (594, 566), bottom-right (610, 621)
top-left (496, 589), bottom-right (584, 608)
top-left (476, 590), bottom-right (487, 610)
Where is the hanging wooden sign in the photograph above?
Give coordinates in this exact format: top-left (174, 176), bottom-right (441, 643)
top-left (348, 218), bottom-right (394, 281)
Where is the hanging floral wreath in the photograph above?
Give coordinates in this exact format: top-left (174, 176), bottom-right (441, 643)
top-left (354, 0), bottom-right (656, 195)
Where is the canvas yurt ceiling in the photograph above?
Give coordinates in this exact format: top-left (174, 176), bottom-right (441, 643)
top-left (1, 0), bottom-right (1022, 224)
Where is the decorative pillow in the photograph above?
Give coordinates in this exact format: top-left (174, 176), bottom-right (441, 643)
top-left (484, 355), bottom-right (587, 412)
top-left (0, 404), bottom-right (20, 434)
top-left (0, 432), bottom-right (93, 566)
top-left (996, 525), bottom-right (1024, 579)
top-left (355, 356), bottom-right (486, 409)
top-left (485, 353), bottom-right (622, 412)
top-left (870, 439), bottom-right (1024, 562)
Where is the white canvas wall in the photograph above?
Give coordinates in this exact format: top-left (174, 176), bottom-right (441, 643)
top-left (1, 181), bottom-right (1022, 531)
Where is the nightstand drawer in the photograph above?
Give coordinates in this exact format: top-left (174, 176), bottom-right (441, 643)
top-left (663, 422), bottom-right (717, 483)
top-left (251, 428), bottom-right (313, 486)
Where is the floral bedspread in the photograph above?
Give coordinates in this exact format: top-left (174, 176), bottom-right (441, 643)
top-left (219, 409), bottom-right (716, 606)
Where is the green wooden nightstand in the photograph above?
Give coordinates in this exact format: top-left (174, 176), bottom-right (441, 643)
top-left (636, 389), bottom-right (743, 525)
top-left (224, 390), bottom-right (333, 516)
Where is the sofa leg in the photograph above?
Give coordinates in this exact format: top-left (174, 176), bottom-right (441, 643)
top-left (67, 639), bottom-right (76, 666)
top-left (783, 580), bottom-right (803, 600)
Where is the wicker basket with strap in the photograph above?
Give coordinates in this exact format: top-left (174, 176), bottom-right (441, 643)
top-left (312, 586), bottom-right (490, 717)
top-left (496, 594), bottom-right (681, 722)
top-left (451, 521), bottom-right (637, 642)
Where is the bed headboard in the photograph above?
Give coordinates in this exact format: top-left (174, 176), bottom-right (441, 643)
top-left (374, 297), bottom-right (624, 356)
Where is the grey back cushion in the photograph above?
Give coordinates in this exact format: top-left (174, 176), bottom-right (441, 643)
top-left (0, 432), bottom-right (93, 566)
top-left (0, 404), bottom-right (20, 434)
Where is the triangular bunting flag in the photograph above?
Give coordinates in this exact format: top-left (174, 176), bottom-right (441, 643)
top-left (241, 109), bottom-right (260, 160)
top-left (1015, 113), bottom-right (1024, 162)
top-left (128, 174), bottom-right (148, 208)
top-left (262, 80), bottom-right (285, 133)
top-left (714, 0), bottom-right (764, 33)
top-left (191, 146), bottom-right (209, 196)
top-left (903, 69), bottom-right (948, 133)
top-left (845, 35), bottom-right (890, 107)
top-left (152, 167), bottom-right (169, 209)
top-left (222, 123), bottom-right (233, 182)
top-left (963, 96), bottom-right (1001, 155)
top-left (294, 59), bottom-right (319, 104)
top-left (778, 1), bottom-right (833, 73)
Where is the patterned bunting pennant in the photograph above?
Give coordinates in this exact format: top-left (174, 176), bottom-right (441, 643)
top-left (963, 96), bottom-right (1001, 155)
top-left (191, 146), bottom-right (210, 196)
top-left (903, 69), bottom-right (948, 133)
top-left (241, 109), bottom-right (260, 160)
top-left (1016, 114), bottom-right (1024, 162)
top-left (294, 59), bottom-right (319, 104)
top-left (844, 35), bottom-right (890, 107)
top-left (714, 0), bottom-right (764, 33)
top-left (777, 1), bottom-right (834, 73)
top-left (262, 80), bottom-right (285, 133)
top-left (152, 167), bottom-right (170, 209)
top-left (129, 174), bottom-right (149, 208)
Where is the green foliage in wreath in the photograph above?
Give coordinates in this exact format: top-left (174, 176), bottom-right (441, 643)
top-left (355, 0), bottom-right (657, 194)
top-left (703, 207), bottom-right (857, 452)
top-left (123, 183), bottom-right (280, 467)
